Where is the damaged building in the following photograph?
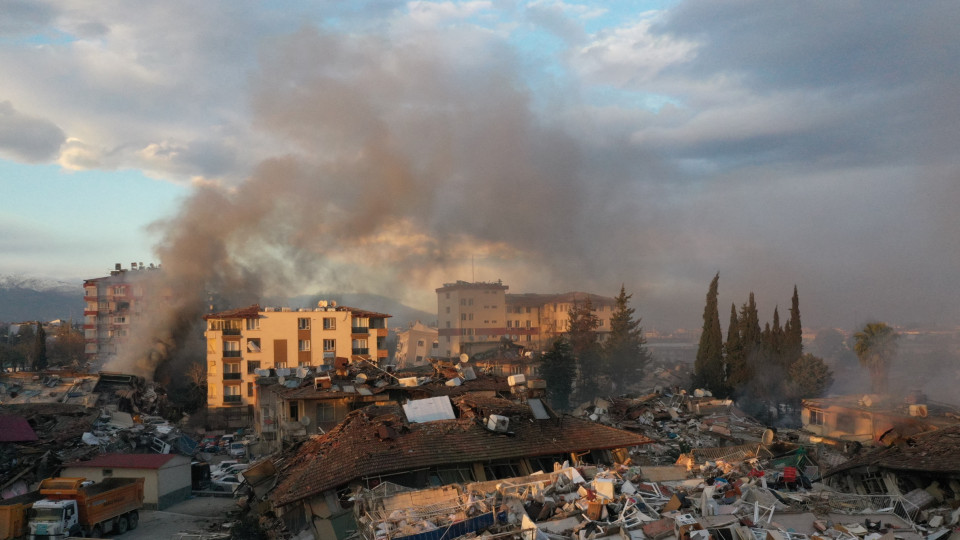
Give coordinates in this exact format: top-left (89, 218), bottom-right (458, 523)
top-left (261, 394), bottom-right (652, 538)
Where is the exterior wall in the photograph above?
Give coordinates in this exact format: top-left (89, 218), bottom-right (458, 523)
top-left (156, 457), bottom-right (192, 509)
top-left (61, 467), bottom-right (162, 509)
top-left (207, 307), bottom-right (389, 410)
top-left (207, 309), bottom-right (351, 409)
top-left (396, 323), bottom-right (439, 368)
top-left (436, 282), bottom-right (509, 357)
top-left (82, 264), bottom-right (167, 364)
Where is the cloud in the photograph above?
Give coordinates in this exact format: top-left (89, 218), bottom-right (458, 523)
top-left (0, 101), bottom-right (65, 162)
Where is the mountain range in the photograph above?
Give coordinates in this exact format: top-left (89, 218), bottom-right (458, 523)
top-left (0, 275), bottom-right (434, 330)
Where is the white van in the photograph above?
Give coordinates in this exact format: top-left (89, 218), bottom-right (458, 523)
top-left (229, 441), bottom-right (247, 458)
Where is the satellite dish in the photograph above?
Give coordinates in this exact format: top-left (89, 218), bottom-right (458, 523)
top-left (459, 353), bottom-right (469, 363)
top-left (299, 415), bottom-right (311, 426)
top-left (278, 376), bottom-right (286, 385)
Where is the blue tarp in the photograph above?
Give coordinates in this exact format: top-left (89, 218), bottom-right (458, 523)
top-left (394, 512), bottom-right (498, 540)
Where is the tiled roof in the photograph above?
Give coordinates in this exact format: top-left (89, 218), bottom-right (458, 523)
top-left (203, 304), bottom-right (262, 320)
top-left (67, 453), bottom-right (181, 469)
top-left (270, 396), bottom-right (653, 507)
top-left (825, 424), bottom-right (960, 476)
top-left (0, 415), bottom-right (39, 442)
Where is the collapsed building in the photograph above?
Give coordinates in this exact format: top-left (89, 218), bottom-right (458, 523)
top-left (251, 393), bottom-right (652, 538)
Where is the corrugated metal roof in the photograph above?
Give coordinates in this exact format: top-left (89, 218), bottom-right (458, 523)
top-left (68, 453), bottom-right (181, 469)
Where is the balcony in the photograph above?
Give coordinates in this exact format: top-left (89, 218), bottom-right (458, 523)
top-left (352, 348), bottom-right (369, 355)
top-left (223, 351), bottom-right (241, 358)
top-left (223, 395), bottom-right (242, 404)
top-left (223, 373), bottom-right (242, 380)
top-left (222, 328), bottom-right (242, 336)
top-left (351, 327), bottom-right (369, 335)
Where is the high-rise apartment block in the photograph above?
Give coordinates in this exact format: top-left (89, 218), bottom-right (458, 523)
top-left (436, 281), bottom-right (616, 357)
top-left (203, 303), bottom-right (390, 409)
top-left (82, 262), bottom-right (166, 364)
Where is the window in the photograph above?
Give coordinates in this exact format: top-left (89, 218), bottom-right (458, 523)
top-left (247, 382), bottom-right (254, 397)
top-left (417, 339), bottom-right (425, 347)
top-left (809, 409), bottom-right (825, 426)
top-left (836, 413), bottom-right (856, 433)
top-left (289, 402), bottom-right (299, 422)
top-left (507, 321), bottom-right (513, 328)
top-left (247, 338), bottom-right (261, 352)
top-left (323, 318), bottom-right (336, 330)
top-left (468, 299), bottom-right (473, 306)
top-left (460, 299), bottom-right (466, 306)
top-left (223, 340), bottom-right (241, 357)
top-left (445, 307), bottom-right (450, 314)
top-left (298, 318), bottom-right (310, 330)
top-left (525, 320), bottom-right (531, 328)
top-left (445, 293), bottom-right (450, 299)
top-left (224, 385), bottom-right (241, 403)
top-left (526, 307), bottom-right (531, 314)
top-left (323, 339), bottom-right (336, 351)
top-left (461, 313), bottom-right (467, 321)
top-left (246, 318), bottom-right (260, 330)
top-left (209, 320), bottom-right (222, 331)
top-left (113, 316), bottom-right (127, 324)
top-left (446, 322), bottom-right (451, 328)
top-left (112, 286), bottom-right (124, 295)
top-left (861, 471), bottom-right (886, 494)
top-left (247, 360), bottom-right (261, 374)
top-left (468, 314), bottom-right (473, 321)
top-left (299, 339), bottom-right (311, 351)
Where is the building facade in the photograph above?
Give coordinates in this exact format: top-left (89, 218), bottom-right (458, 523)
top-left (204, 303), bottom-right (390, 410)
top-left (436, 281), bottom-right (616, 358)
top-left (394, 321), bottom-right (439, 368)
top-left (82, 263), bottom-right (166, 365)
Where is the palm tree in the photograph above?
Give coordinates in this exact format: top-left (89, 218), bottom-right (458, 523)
top-left (853, 322), bottom-right (897, 394)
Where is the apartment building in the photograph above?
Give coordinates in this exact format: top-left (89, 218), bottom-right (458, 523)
top-left (436, 281), bottom-right (616, 358)
top-left (394, 321), bottom-right (439, 368)
top-left (82, 262), bottom-right (167, 364)
top-left (204, 303), bottom-right (390, 409)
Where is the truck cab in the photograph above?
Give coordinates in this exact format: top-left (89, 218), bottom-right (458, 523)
top-left (28, 499), bottom-right (80, 539)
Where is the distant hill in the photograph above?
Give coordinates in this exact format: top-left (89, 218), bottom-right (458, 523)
top-left (0, 276), bottom-right (83, 323)
top-left (0, 275), bottom-right (435, 330)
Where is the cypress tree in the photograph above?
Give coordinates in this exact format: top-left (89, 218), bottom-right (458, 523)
top-left (567, 299), bottom-right (602, 403)
top-left (724, 303), bottom-right (744, 394)
top-left (541, 337), bottom-right (577, 411)
top-left (783, 286), bottom-right (803, 365)
top-left (694, 274), bottom-right (724, 394)
top-left (33, 322), bottom-right (48, 371)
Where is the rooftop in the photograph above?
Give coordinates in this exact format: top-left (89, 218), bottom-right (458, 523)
top-left (270, 395), bottom-right (653, 507)
top-left (825, 424), bottom-right (960, 476)
top-left (66, 452), bottom-right (182, 470)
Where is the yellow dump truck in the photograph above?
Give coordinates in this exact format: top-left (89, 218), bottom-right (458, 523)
top-left (0, 491), bottom-right (43, 540)
top-left (27, 477), bottom-right (144, 539)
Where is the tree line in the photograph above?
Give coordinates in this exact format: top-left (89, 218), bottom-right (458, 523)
top-left (540, 285), bottom-right (651, 411)
top-left (692, 274), bottom-right (899, 419)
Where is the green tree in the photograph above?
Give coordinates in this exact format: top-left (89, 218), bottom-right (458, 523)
top-left (32, 322), bottom-right (48, 371)
top-left (788, 353), bottom-right (833, 399)
top-left (723, 303), bottom-right (742, 395)
top-left (567, 298), bottom-right (602, 403)
top-left (693, 273), bottom-right (724, 394)
top-left (853, 322), bottom-right (898, 394)
top-left (783, 286), bottom-right (803, 365)
top-left (48, 324), bottom-right (86, 368)
top-left (603, 285), bottom-right (650, 392)
top-left (541, 337), bottom-right (576, 411)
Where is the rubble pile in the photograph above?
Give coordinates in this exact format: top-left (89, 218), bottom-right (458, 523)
top-left (0, 371), bottom-right (192, 497)
top-left (353, 456), bottom-right (948, 540)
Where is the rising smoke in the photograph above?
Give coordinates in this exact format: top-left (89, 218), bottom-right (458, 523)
top-left (103, 24), bottom-right (659, 380)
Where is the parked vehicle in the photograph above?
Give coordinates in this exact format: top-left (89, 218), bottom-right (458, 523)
top-left (228, 441), bottom-right (248, 458)
top-left (0, 491), bottom-right (43, 540)
top-left (213, 463), bottom-right (249, 479)
top-left (27, 477), bottom-right (144, 539)
top-left (210, 474), bottom-right (242, 494)
top-left (218, 434), bottom-right (235, 453)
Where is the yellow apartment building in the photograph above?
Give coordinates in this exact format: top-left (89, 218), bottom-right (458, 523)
top-left (204, 303), bottom-right (390, 409)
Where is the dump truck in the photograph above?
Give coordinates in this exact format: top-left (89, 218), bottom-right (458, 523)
top-left (27, 477), bottom-right (144, 539)
top-left (0, 491), bottom-right (44, 540)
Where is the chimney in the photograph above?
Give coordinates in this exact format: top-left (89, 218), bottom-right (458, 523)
top-left (115, 263), bottom-right (122, 271)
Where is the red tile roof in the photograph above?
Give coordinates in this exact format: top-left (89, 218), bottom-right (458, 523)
top-left (203, 304), bottom-right (262, 320)
top-left (825, 424), bottom-right (960, 476)
top-left (270, 396), bottom-right (653, 507)
top-left (0, 415), bottom-right (38, 442)
top-left (67, 453), bottom-right (181, 469)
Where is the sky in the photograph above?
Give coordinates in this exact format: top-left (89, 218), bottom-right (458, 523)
top-left (1, 0), bottom-right (959, 333)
